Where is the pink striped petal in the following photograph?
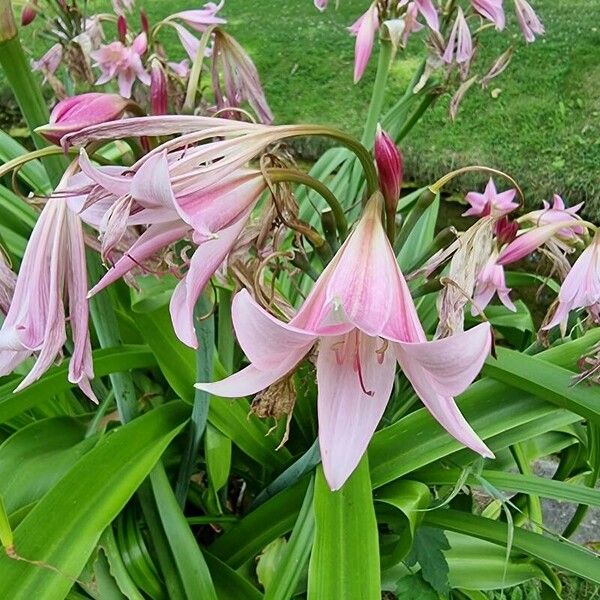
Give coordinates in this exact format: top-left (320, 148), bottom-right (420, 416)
top-left (231, 289), bottom-right (316, 371)
top-left (195, 364), bottom-right (289, 398)
top-left (317, 331), bottom-right (396, 490)
top-left (351, 3), bottom-right (379, 83)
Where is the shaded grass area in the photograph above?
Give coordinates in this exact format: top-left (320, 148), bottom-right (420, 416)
top-left (3, 0), bottom-right (600, 213)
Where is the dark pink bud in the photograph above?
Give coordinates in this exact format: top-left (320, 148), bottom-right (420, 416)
top-left (494, 216), bottom-right (519, 246)
top-left (150, 60), bottom-right (168, 115)
top-left (117, 15), bottom-right (127, 43)
top-left (374, 125), bottom-right (403, 214)
top-left (21, 1), bottom-right (38, 26)
top-left (37, 93), bottom-right (132, 146)
top-left (140, 10), bottom-right (149, 36)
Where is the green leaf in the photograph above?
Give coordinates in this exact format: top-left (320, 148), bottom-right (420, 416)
top-left (375, 480), bottom-right (431, 563)
top-left (392, 573), bottom-right (438, 599)
top-left (257, 539), bottom-right (287, 591)
top-left (424, 509), bottom-right (600, 584)
top-left (406, 526), bottom-right (451, 596)
top-left (205, 423), bottom-right (232, 494)
top-left (308, 456), bottom-right (380, 600)
top-left (204, 552), bottom-right (264, 600)
top-left (0, 401), bottom-right (189, 600)
top-left (415, 468), bottom-right (600, 508)
top-left (483, 347), bottom-right (600, 425)
top-left (0, 417), bottom-right (98, 514)
top-left (264, 477), bottom-right (315, 600)
top-left (149, 463), bottom-right (218, 600)
top-left (0, 130), bottom-right (52, 193)
top-left (0, 346), bottom-right (156, 425)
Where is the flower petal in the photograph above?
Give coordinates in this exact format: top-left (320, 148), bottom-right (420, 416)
top-left (231, 289), bottom-right (316, 371)
top-left (195, 363), bottom-right (288, 398)
top-left (317, 332), bottom-right (396, 490)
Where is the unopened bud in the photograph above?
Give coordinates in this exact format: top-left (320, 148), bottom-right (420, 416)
top-left (494, 216), bottom-right (519, 246)
top-left (150, 59), bottom-right (168, 115)
top-left (21, 1), bottom-right (37, 26)
top-left (374, 125), bottom-right (403, 215)
top-left (140, 10), bottom-right (149, 36)
top-left (117, 15), bottom-right (127, 43)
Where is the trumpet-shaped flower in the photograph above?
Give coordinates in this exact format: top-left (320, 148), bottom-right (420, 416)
top-left (349, 2), bottom-right (379, 84)
top-left (32, 44), bottom-right (63, 82)
top-left (0, 172), bottom-right (95, 400)
top-left (473, 254), bottom-right (515, 314)
top-left (443, 8), bottom-right (473, 66)
top-left (464, 178), bottom-right (518, 218)
top-left (514, 0), bottom-right (544, 43)
top-left (523, 194), bottom-right (584, 239)
top-left (471, 0), bottom-right (505, 30)
top-left (196, 194), bottom-right (493, 490)
top-left (170, 1), bottom-right (226, 31)
top-left (544, 233), bottom-right (600, 330)
top-left (91, 32), bottom-right (150, 98)
top-left (37, 93), bottom-right (132, 146)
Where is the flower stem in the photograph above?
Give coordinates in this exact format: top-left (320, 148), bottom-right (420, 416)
top-left (394, 188), bottom-right (437, 252)
top-left (267, 167), bottom-right (348, 239)
top-left (361, 37), bottom-right (393, 148)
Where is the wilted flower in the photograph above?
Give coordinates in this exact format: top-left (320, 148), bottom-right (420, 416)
top-left (514, 0), bottom-right (544, 43)
top-left (443, 8), bottom-right (473, 68)
top-left (32, 44), bottom-right (63, 82)
top-left (196, 194), bottom-right (493, 490)
top-left (0, 169), bottom-right (95, 400)
top-left (37, 93), bottom-right (132, 146)
top-left (314, 0), bottom-right (328, 11)
top-left (91, 32), bottom-right (150, 98)
top-left (463, 178), bottom-right (518, 218)
top-left (349, 2), bottom-right (379, 84)
top-left (112, 0), bottom-right (134, 16)
top-left (211, 30), bottom-right (274, 124)
top-left (0, 250), bottom-right (15, 316)
top-left (168, 59), bottom-right (191, 79)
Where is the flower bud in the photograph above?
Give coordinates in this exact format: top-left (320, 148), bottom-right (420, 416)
top-left (374, 125), bottom-right (403, 215)
top-left (36, 93), bottom-right (132, 146)
top-left (21, 1), bottom-right (38, 27)
top-left (117, 15), bottom-right (128, 43)
top-left (494, 216), bottom-right (518, 246)
top-left (150, 60), bottom-right (168, 115)
top-left (140, 9), bottom-right (149, 36)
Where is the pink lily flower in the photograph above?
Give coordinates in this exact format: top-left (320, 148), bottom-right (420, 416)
top-left (91, 32), bottom-right (150, 98)
top-left (524, 194), bottom-right (585, 240)
top-left (471, 0), bottom-right (505, 30)
top-left (443, 8), bottom-right (473, 66)
top-left (464, 178), bottom-right (518, 218)
top-left (496, 220), bottom-right (586, 266)
top-left (37, 93), bottom-right (132, 146)
top-left (211, 30), bottom-right (274, 124)
top-left (314, 0), bottom-right (328, 11)
top-left (514, 0), bottom-right (544, 43)
top-left (168, 59), bottom-right (191, 79)
top-left (112, 0), bottom-right (134, 15)
top-left (170, 1), bottom-right (226, 32)
top-left (76, 144), bottom-right (267, 348)
top-left (196, 194), bottom-right (493, 490)
top-left (398, 0), bottom-right (439, 31)
top-left (543, 232), bottom-right (600, 330)
top-left (349, 2), bottom-right (379, 84)
top-left (473, 253), bottom-right (515, 314)
top-left (32, 44), bottom-right (63, 82)
top-left (0, 170), bottom-right (95, 400)
top-left (150, 60), bottom-right (168, 115)
top-left (398, 2), bottom-right (425, 46)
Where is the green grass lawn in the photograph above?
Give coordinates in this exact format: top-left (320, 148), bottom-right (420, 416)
top-left (4, 0), bottom-right (600, 214)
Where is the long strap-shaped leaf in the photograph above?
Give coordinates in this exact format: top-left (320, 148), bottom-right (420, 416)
top-left (424, 509), bottom-right (600, 584)
top-left (0, 401), bottom-right (189, 600)
top-left (483, 347), bottom-right (600, 425)
top-left (0, 346), bottom-right (156, 424)
top-left (308, 456), bottom-right (380, 600)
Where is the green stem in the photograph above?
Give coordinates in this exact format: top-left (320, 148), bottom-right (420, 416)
top-left (396, 90), bottom-right (438, 143)
top-left (217, 288), bottom-right (234, 373)
top-left (0, 7), bottom-right (66, 185)
top-left (361, 38), bottom-right (393, 148)
top-left (267, 167), bottom-right (348, 239)
top-left (394, 188), bottom-right (437, 252)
